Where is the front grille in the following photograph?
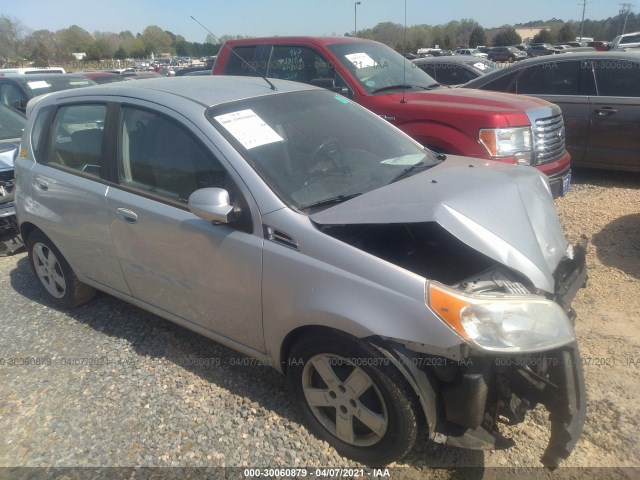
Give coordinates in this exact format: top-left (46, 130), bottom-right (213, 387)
top-left (533, 114), bottom-right (566, 164)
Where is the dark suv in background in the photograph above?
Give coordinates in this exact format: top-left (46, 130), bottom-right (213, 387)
top-left (487, 46), bottom-right (527, 62)
top-left (526, 43), bottom-right (561, 56)
top-left (0, 74), bottom-right (96, 113)
top-left (464, 51), bottom-right (640, 172)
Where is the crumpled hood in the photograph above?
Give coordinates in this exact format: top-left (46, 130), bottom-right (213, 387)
top-left (311, 156), bottom-right (568, 293)
top-left (0, 138), bottom-right (20, 171)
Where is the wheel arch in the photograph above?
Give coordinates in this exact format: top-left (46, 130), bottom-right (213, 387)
top-left (19, 221), bottom-right (40, 245)
top-left (279, 326), bottom-right (437, 439)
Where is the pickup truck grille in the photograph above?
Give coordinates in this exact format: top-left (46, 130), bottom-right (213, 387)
top-left (533, 114), bottom-right (566, 164)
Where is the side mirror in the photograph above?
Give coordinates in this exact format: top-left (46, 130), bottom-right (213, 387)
top-left (310, 77), bottom-right (348, 94)
top-left (10, 99), bottom-right (25, 112)
top-left (188, 188), bottom-right (235, 224)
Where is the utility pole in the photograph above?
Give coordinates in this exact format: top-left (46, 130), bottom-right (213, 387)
top-left (619, 3), bottom-right (634, 34)
top-left (578, 0), bottom-right (588, 43)
top-left (354, 2), bottom-right (361, 37)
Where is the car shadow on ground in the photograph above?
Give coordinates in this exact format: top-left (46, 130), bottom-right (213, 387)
top-left (9, 254), bottom-right (486, 472)
top-left (571, 168), bottom-right (640, 189)
top-left (592, 213), bottom-right (640, 279)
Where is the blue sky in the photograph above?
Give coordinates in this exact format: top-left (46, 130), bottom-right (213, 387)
top-left (2, 0), bottom-right (621, 42)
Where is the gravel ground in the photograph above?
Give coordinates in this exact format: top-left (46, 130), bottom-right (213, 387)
top-left (1, 168), bottom-right (639, 479)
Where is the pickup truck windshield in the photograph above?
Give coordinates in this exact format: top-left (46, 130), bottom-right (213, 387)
top-left (327, 41), bottom-right (439, 94)
top-left (208, 90), bottom-right (440, 212)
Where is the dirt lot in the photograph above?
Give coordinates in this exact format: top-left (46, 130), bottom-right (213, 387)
top-left (1, 168), bottom-right (639, 479)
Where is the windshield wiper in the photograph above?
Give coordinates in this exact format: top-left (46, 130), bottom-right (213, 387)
top-left (371, 84), bottom-right (428, 94)
top-left (390, 159), bottom-right (439, 184)
top-left (301, 192), bottom-right (363, 210)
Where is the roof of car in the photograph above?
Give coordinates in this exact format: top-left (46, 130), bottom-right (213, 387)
top-left (81, 71), bottom-right (121, 77)
top-left (26, 75), bottom-right (319, 112)
top-left (221, 36), bottom-right (377, 46)
top-left (463, 51), bottom-right (640, 87)
top-left (1, 73), bottom-right (90, 83)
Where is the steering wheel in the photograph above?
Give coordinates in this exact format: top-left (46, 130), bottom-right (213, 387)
top-left (308, 139), bottom-right (348, 176)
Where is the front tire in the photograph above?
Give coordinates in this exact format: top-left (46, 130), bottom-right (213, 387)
top-left (27, 230), bottom-right (96, 308)
top-left (287, 334), bottom-right (421, 465)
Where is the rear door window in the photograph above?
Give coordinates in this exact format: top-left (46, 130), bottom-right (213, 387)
top-left (47, 104), bottom-right (107, 178)
top-left (593, 60), bottom-right (640, 97)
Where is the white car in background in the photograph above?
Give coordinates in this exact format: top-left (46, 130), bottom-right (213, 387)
top-left (454, 48), bottom-right (488, 58)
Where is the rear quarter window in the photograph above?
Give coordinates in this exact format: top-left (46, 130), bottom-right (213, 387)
top-left (223, 46), bottom-right (259, 76)
top-left (30, 105), bottom-right (55, 159)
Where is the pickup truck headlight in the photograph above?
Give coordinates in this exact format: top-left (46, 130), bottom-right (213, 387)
top-left (427, 282), bottom-right (575, 353)
top-left (479, 127), bottom-right (532, 165)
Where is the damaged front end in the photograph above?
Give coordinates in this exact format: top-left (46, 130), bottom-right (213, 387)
top-left (373, 338), bottom-right (586, 468)
top-left (311, 158), bottom-right (587, 466)
top-left (0, 168), bottom-right (24, 256)
top-left (0, 141), bottom-right (24, 256)
top-left (316, 221), bottom-right (587, 467)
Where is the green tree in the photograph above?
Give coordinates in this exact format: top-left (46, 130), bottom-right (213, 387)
top-left (468, 26), bottom-right (487, 47)
top-left (557, 23), bottom-right (577, 42)
top-left (0, 15), bottom-right (26, 61)
top-left (532, 29), bottom-right (555, 44)
top-left (56, 25), bottom-right (94, 58)
top-left (32, 44), bottom-right (50, 67)
top-left (493, 28), bottom-right (522, 46)
top-left (140, 25), bottom-right (173, 56)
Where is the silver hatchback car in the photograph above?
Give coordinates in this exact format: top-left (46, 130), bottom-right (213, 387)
top-left (15, 77), bottom-right (586, 467)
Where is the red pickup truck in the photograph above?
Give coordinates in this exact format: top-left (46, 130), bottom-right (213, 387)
top-left (213, 36), bottom-right (572, 197)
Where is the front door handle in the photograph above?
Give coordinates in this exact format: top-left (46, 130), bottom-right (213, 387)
top-left (595, 107), bottom-right (618, 116)
top-left (116, 208), bottom-right (138, 224)
top-left (33, 178), bottom-right (49, 191)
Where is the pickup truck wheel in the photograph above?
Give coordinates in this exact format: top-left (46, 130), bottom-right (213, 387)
top-left (287, 334), bottom-right (420, 465)
top-left (27, 230), bottom-right (96, 309)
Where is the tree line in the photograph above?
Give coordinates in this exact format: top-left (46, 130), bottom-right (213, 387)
top-left (1, 11), bottom-right (638, 67)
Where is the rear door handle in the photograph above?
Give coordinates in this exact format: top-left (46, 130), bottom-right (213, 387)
top-left (595, 107), bottom-right (618, 116)
top-left (116, 208), bottom-right (138, 224)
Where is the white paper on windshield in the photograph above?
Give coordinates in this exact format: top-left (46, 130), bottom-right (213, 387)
top-left (214, 109), bottom-right (283, 150)
top-left (27, 81), bottom-right (51, 90)
top-left (473, 62), bottom-right (487, 70)
top-left (381, 154), bottom-right (426, 165)
top-left (345, 52), bottom-right (376, 68)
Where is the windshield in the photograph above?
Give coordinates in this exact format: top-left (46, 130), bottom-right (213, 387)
top-left (24, 77), bottom-right (96, 97)
top-left (208, 90), bottom-right (440, 212)
top-left (327, 41), bottom-right (439, 94)
top-left (0, 104), bottom-right (26, 140)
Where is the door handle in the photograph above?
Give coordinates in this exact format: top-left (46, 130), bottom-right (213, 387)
top-left (595, 107), bottom-right (618, 116)
top-left (116, 208), bottom-right (138, 224)
top-left (33, 178), bottom-right (49, 191)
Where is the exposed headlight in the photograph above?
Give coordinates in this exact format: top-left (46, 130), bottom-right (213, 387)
top-left (427, 282), bottom-right (575, 353)
top-left (479, 127), bottom-right (532, 165)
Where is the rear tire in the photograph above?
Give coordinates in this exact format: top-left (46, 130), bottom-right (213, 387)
top-left (287, 333), bottom-right (421, 465)
top-left (27, 230), bottom-right (96, 308)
